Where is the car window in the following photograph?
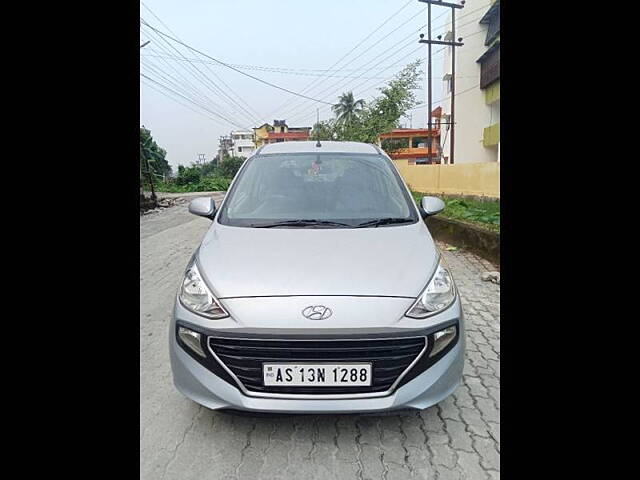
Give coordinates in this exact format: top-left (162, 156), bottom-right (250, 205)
top-left (218, 153), bottom-right (417, 228)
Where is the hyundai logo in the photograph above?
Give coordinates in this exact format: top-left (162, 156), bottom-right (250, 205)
top-left (302, 305), bottom-right (333, 320)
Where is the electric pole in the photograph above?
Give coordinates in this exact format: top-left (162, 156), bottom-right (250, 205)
top-left (198, 153), bottom-right (206, 165)
top-left (418, 0), bottom-right (464, 164)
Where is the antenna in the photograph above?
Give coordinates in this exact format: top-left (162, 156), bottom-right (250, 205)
top-left (315, 108), bottom-right (321, 147)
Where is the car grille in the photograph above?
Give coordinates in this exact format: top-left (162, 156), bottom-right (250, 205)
top-left (207, 336), bottom-right (426, 395)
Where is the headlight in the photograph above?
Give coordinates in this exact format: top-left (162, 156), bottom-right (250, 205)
top-left (179, 262), bottom-right (229, 319)
top-left (406, 260), bottom-right (456, 318)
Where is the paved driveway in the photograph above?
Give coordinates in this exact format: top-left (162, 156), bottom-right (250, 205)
top-left (140, 196), bottom-right (500, 479)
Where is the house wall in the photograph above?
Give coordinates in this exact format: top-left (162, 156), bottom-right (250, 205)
top-left (253, 125), bottom-right (271, 147)
top-left (440, 0), bottom-right (500, 164)
top-left (230, 131), bottom-right (255, 158)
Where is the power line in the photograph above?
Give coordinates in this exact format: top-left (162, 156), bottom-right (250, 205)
top-left (289, 45), bottom-right (431, 126)
top-left (272, 0), bottom-right (489, 120)
top-left (141, 69), bottom-right (249, 129)
top-left (276, 3), bottom-right (492, 121)
top-left (141, 24), bottom-right (253, 125)
top-left (412, 83), bottom-right (482, 110)
top-left (140, 39), bottom-right (248, 125)
top-left (286, 41), bottom-right (435, 125)
top-left (288, 40), bottom-right (481, 127)
top-left (140, 54), bottom-right (398, 80)
top-left (140, 59), bottom-right (233, 121)
top-left (141, 19), bottom-right (334, 106)
top-left (281, 35), bottom-right (426, 122)
top-left (140, 73), bottom-right (249, 129)
top-left (141, 78), bottom-right (231, 127)
top-left (286, 22), bottom-right (491, 126)
top-left (264, 2), bottom-right (429, 120)
top-left (141, 22), bottom-right (260, 126)
top-left (141, 2), bottom-right (262, 123)
top-left (141, 54), bottom-right (424, 74)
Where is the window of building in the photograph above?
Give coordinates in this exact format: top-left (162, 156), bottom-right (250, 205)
top-left (412, 137), bottom-right (428, 148)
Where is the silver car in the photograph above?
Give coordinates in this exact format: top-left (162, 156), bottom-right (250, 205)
top-left (169, 141), bottom-right (464, 413)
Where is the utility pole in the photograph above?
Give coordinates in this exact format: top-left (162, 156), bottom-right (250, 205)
top-left (140, 39), bottom-right (152, 209)
top-left (198, 153), bottom-right (206, 165)
top-left (419, 0), bottom-right (464, 164)
top-left (140, 145), bottom-right (157, 205)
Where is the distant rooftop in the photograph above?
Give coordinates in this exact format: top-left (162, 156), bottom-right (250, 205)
top-left (267, 131), bottom-right (309, 140)
top-left (259, 141), bottom-right (379, 155)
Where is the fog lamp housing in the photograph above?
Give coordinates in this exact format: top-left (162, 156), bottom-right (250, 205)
top-left (178, 326), bottom-right (206, 358)
top-left (429, 325), bottom-right (457, 357)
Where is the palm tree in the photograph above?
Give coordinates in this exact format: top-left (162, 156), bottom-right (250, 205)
top-left (332, 91), bottom-right (365, 125)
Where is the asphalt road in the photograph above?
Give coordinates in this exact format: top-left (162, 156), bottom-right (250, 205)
top-left (140, 195), bottom-right (500, 480)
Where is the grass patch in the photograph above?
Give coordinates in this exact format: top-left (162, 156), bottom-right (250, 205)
top-left (411, 192), bottom-right (500, 233)
top-left (154, 176), bottom-right (231, 193)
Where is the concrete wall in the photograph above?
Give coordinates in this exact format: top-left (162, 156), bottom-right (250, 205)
top-left (393, 159), bottom-right (499, 198)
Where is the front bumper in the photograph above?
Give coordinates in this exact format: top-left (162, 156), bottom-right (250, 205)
top-left (168, 297), bottom-right (465, 413)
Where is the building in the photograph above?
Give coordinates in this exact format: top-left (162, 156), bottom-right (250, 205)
top-left (253, 123), bottom-right (272, 148)
top-left (379, 108), bottom-right (442, 164)
top-left (253, 120), bottom-right (311, 147)
top-left (229, 130), bottom-right (255, 158)
top-left (440, 0), bottom-right (500, 164)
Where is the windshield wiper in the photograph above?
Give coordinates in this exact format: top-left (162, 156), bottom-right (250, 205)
top-left (356, 218), bottom-right (414, 228)
top-left (251, 219), bottom-right (354, 228)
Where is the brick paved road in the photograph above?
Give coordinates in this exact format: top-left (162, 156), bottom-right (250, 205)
top-left (140, 197), bottom-right (500, 479)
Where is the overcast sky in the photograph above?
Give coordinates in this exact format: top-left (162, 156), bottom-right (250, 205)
top-left (140, 0), bottom-right (454, 170)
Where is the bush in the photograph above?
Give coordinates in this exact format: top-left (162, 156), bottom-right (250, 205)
top-left (156, 157), bottom-right (243, 193)
top-left (411, 192), bottom-right (500, 232)
top-left (176, 165), bottom-right (202, 186)
top-left (156, 176), bottom-right (231, 193)
top-left (217, 157), bottom-right (245, 178)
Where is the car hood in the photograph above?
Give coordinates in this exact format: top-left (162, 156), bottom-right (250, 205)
top-left (196, 220), bottom-right (438, 298)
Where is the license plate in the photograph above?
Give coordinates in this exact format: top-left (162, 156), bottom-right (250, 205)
top-left (263, 363), bottom-right (372, 387)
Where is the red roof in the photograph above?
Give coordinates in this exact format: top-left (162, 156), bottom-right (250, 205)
top-left (267, 131), bottom-right (309, 140)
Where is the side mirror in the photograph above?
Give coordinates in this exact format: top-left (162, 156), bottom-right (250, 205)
top-left (420, 196), bottom-right (445, 217)
top-left (188, 197), bottom-right (216, 219)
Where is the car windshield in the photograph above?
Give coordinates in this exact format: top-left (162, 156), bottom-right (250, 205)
top-left (217, 153), bottom-right (418, 228)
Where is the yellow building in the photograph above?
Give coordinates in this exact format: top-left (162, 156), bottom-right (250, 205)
top-left (253, 123), bottom-right (273, 148)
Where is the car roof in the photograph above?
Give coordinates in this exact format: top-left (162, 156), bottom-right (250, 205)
top-left (258, 141), bottom-right (381, 155)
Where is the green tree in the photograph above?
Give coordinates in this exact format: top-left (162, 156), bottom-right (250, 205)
top-left (217, 156), bottom-right (245, 178)
top-left (176, 164), bottom-right (202, 186)
top-left (310, 120), bottom-right (338, 141)
top-left (332, 91), bottom-right (365, 125)
top-left (331, 60), bottom-right (422, 144)
top-left (140, 127), bottom-right (172, 179)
